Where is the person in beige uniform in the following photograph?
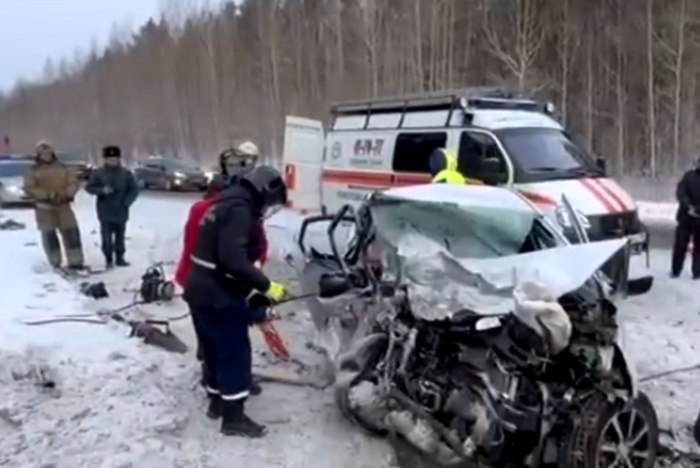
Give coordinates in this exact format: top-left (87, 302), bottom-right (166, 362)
top-left (23, 141), bottom-right (85, 271)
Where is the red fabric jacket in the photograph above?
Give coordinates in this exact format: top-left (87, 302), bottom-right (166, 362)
top-left (174, 197), bottom-right (269, 287)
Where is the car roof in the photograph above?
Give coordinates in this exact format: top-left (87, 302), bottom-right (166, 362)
top-left (0, 154), bottom-right (32, 161)
top-left (0, 158), bottom-right (31, 164)
top-left (470, 109), bottom-right (562, 131)
top-left (378, 184), bottom-right (535, 213)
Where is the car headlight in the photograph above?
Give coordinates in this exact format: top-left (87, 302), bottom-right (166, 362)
top-left (555, 203), bottom-right (591, 230)
top-left (7, 185), bottom-right (22, 194)
top-left (174, 171), bottom-right (186, 179)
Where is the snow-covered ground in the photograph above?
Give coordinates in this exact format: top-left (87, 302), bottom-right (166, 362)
top-left (1, 192), bottom-right (699, 467)
top-left (0, 193), bottom-right (392, 468)
top-left (637, 201), bottom-right (677, 227)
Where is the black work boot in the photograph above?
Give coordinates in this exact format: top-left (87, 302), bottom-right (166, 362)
top-left (206, 394), bottom-right (223, 419)
top-left (199, 362), bottom-right (209, 389)
top-left (220, 400), bottom-right (267, 438)
top-left (250, 382), bottom-right (262, 396)
top-left (115, 257), bottom-right (130, 267)
top-left (105, 256), bottom-right (114, 269)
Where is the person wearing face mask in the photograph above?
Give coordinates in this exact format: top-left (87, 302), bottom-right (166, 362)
top-left (23, 141), bottom-right (86, 271)
top-left (184, 165), bottom-right (289, 438)
top-left (85, 146), bottom-right (139, 268)
top-left (671, 157), bottom-right (700, 279)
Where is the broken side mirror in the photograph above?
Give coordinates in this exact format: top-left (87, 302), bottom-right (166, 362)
top-left (318, 273), bottom-right (352, 298)
top-left (595, 157), bottom-right (607, 174)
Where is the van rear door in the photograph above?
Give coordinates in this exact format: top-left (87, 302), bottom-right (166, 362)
top-left (282, 116), bottom-right (325, 213)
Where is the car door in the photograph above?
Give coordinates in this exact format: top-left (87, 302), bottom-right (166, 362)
top-left (144, 162), bottom-right (162, 187)
top-left (157, 161), bottom-right (170, 187)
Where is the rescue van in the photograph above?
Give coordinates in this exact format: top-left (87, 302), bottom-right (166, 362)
top-left (282, 88), bottom-right (649, 260)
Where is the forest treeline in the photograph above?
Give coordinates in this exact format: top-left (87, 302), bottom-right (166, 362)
top-left (1, 0), bottom-right (699, 176)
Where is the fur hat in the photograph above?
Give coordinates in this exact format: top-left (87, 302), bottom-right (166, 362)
top-left (102, 145), bottom-right (121, 158)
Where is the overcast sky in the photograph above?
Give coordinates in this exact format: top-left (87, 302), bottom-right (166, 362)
top-left (0, 0), bottom-right (167, 91)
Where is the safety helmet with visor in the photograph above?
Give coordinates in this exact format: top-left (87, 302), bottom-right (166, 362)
top-left (220, 140), bottom-right (260, 177)
top-left (239, 165), bottom-right (287, 216)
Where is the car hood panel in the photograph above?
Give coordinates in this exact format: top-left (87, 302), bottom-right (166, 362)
top-left (394, 233), bottom-right (626, 320)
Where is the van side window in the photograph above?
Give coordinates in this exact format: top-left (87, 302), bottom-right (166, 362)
top-left (392, 132), bottom-right (447, 173)
top-left (458, 131), bottom-right (509, 185)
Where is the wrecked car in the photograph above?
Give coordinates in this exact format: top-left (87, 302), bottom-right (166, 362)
top-left (291, 184), bottom-right (658, 468)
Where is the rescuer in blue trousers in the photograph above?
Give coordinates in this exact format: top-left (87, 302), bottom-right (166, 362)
top-left (184, 166), bottom-right (289, 438)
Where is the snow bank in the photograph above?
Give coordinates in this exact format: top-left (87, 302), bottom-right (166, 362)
top-left (620, 249), bottom-right (700, 453)
top-left (0, 206), bottom-right (195, 468)
top-left (0, 228), bottom-right (126, 352)
top-left (0, 347), bottom-right (192, 468)
top-left (637, 201), bottom-right (677, 226)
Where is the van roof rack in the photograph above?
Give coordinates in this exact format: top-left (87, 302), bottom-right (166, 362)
top-left (330, 87), bottom-right (540, 116)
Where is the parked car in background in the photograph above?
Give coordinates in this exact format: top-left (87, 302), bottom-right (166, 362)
top-left (0, 158), bottom-right (34, 207)
top-left (204, 164), bottom-right (219, 184)
top-left (133, 156), bottom-right (207, 191)
top-left (56, 151), bottom-right (93, 181)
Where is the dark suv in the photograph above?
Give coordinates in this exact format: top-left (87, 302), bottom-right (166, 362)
top-left (134, 156), bottom-right (207, 191)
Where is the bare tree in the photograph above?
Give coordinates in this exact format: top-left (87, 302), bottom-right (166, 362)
top-left (2, 0), bottom-right (700, 176)
top-left (646, 0), bottom-right (658, 177)
top-left (483, 0), bottom-right (548, 90)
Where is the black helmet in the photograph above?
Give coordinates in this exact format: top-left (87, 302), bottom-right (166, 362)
top-left (240, 165), bottom-right (287, 209)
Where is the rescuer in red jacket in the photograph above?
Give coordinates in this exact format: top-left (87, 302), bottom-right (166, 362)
top-left (174, 175), bottom-right (269, 398)
top-left (175, 179), bottom-right (269, 287)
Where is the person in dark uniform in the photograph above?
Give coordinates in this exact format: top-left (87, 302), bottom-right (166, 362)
top-left (184, 165), bottom-right (289, 438)
top-left (85, 146), bottom-right (139, 268)
top-left (671, 157), bottom-right (700, 279)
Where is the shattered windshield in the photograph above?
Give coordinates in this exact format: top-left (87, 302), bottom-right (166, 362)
top-left (497, 128), bottom-right (602, 182)
top-left (369, 197), bottom-right (537, 259)
top-left (366, 193), bottom-right (622, 318)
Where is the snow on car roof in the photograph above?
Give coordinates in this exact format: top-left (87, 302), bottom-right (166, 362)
top-left (379, 183), bottom-right (535, 213)
top-left (470, 109), bottom-right (562, 130)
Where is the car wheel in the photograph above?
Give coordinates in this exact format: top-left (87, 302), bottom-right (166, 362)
top-left (561, 392), bottom-right (659, 468)
top-left (137, 178), bottom-right (146, 190)
top-left (164, 179), bottom-right (173, 191)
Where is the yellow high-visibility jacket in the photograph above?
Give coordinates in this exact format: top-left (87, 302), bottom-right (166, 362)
top-left (431, 150), bottom-right (466, 184)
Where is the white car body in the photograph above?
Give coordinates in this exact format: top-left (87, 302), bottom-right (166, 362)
top-left (295, 183), bottom-right (641, 395)
top-left (0, 160), bottom-right (33, 206)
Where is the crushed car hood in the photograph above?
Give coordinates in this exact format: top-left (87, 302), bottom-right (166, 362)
top-left (393, 231), bottom-right (626, 320)
top-left (397, 233), bottom-right (627, 320)
top-left (368, 186), bottom-right (627, 320)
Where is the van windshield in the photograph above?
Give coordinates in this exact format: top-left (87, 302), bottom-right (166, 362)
top-left (495, 128), bottom-right (602, 182)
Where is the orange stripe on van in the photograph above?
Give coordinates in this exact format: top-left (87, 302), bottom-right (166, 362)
top-left (322, 168), bottom-right (393, 187)
top-left (284, 164), bottom-right (297, 190)
top-left (394, 172), bottom-right (431, 186)
top-left (518, 190), bottom-right (557, 206)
